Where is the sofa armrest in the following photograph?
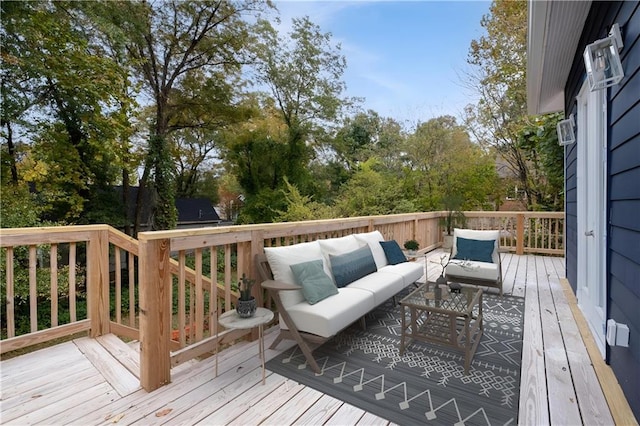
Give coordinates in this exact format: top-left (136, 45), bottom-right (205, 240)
top-left (261, 279), bottom-right (302, 292)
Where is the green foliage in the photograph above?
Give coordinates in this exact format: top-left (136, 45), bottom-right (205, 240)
top-left (518, 113), bottom-right (564, 210)
top-left (274, 179), bottom-right (336, 222)
top-left (148, 134), bottom-right (177, 230)
top-left (333, 159), bottom-right (417, 217)
top-left (403, 240), bottom-right (419, 251)
top-left (0, 183), bottom-right (42, 228)
top-left (237, 273), bottom-right (255, 301)
top-left (464, 0), bottom-right (563, 211)
top-left (0, 253), bottom-right (88, 337)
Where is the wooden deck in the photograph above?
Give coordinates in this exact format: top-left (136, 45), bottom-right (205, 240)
top-left (0, 250), bottom-right (626, 425)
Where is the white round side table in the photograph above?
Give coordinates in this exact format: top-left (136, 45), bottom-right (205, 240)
top-left (217, 307), bottom-right (274, 385)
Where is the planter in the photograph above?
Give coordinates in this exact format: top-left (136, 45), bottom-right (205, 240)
top-left (442, 234), bottom-right (454, 250)
top-left (237, 297), bottom-right (257, 318)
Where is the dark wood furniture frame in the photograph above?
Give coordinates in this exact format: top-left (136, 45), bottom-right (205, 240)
top-left (256, 253), bottom-right (365, 374)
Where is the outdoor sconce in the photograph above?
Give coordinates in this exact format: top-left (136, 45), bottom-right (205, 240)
top-left (557, 114), bottom-right (575, 146)
top-left (583, 23), bottom-right (624, 91)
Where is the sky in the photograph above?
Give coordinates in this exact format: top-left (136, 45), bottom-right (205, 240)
top-left (272, 0), bottom-right (491, 127)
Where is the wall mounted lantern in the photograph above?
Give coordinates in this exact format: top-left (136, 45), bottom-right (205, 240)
top-left (583, 23), bottom-right (624, 91)
top-left (557, 114), bottom-right (576, 146)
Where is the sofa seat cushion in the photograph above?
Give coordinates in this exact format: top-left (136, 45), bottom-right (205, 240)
top-left (281, 288), bottom-right (376, 338)
top-left (346, 271), bottom-right (405, 305)
top-left (379, 261), bottom-right (424, 286)
top-left (445, 260), bottom-right (499, 281)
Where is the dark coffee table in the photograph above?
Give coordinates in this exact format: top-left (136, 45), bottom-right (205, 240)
top-left (399, 281), bottom-right (483, 373)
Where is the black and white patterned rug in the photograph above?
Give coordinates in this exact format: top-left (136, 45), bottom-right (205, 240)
top-left (266, 288), bottom-right (524, 425)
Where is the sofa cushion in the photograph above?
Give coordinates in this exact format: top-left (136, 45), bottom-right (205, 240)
top-left (354, 231), bottom-right (388, 269)
top-left (445, 259), bottom-right (499, 281)
top-left (453, 237), bottom-right (495, 263)
top-left (281, 288), bottom-right (375, 338)
top-left (329, 245), bottom-right (377, 288)
top-left (290, 259), bottom-right (338, 305)
top-left (379, 240), bottom-right (407, 265)
top-left (318, 235), bottom-right (362, 282)
top-left (379, 261), bottom-right (424, 286)
top-left (346, 271), bottom-right (405, 305)
top-left (264, 241), bottom-right (328, 308)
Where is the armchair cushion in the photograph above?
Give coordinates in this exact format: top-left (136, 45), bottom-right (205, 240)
top-left (453, 237), bottom-right (495, 263)
top-left (329, 245), bottom-right (377, 288)
top-left (379, 240), bottom-right (408, 265)
top-left (290, 259), bottom-right (338, 305)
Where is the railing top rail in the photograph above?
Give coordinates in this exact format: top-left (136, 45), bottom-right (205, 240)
top-left (138, 212), bottom-right (445, 241)
top-left (0, 224), bottom-right (111, 247)
top-left (463, 211), bottom-right (564, 218)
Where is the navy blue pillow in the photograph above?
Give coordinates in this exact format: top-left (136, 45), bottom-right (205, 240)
top-left (379, 240), bottom-right (407, 265)
top-left (453, 237), bottom-right (495, 263)
top-left (329, 245), bottom-right (377, 288)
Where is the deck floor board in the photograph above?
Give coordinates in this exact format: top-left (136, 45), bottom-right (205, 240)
top-left (0, 251), bottom-right (619, 426)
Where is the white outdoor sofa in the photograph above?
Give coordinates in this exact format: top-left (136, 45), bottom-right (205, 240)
top-left (256, 231), bottom-right (423, 373)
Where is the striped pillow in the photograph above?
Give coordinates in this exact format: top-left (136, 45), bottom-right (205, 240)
top-left (329, 245), bottom-right (377, 288)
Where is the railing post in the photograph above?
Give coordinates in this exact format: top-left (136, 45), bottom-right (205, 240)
top-left (139, 236), bottom-right (171, 391)
top-left (516, 214), bottom-right (525, 255)
top-left (87, 229), bottom-right (110, 337)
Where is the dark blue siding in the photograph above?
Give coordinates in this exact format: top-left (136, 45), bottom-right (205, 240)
top-left (563, 1), bottom-right (640, 419)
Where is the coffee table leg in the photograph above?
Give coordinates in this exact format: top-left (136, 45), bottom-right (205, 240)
top-left (400, 305), bottom-right (406, 355)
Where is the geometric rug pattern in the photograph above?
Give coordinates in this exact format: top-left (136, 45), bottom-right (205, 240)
top-left (267, 288), bottom-right (525, 425)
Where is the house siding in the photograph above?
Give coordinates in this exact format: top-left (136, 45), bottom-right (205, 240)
top-left (563, 1), bottom-right (640, 419)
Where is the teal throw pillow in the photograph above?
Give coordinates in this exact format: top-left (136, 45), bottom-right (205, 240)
top-left (379, 240), bottom-right (407, 265)
top-left (453, 237), bottom-right (495, 263)
top-left (329, 245), bottom-right (377, 288)
top-left (290, 259), bottom-right (338, 304)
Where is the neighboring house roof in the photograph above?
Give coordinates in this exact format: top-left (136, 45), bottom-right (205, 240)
top-left (115, 186), bottom-right (220, 226)
top-left (527, 1), bottom-right (592, 114)
top-left (175, 198), bottom-right (221, 224)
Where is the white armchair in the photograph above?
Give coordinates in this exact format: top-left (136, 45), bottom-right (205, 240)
top-left (444, 228), bottom-right (503, 295)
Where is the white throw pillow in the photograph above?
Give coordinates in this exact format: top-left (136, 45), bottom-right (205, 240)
top-left (264, 241), bottom-right (327, 307)
top-left (354, 231), bottom-right (388, 269)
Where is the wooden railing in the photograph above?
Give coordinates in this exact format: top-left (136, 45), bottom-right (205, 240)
top-left (0, 211), bottom-right (564, 391)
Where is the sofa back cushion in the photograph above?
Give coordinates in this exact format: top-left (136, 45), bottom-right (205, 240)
top-left (329, 245), bottom-right (377, 287)
top-left (318, 235), bottom-right (362, 283)
top-left (452, 228), bottom-right (500, 263)
top-left (264, 241), bottom-right (327, 307)
top-left (354, 231), bottom-right (388, 269)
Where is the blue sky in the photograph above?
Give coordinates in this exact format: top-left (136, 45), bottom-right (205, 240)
top-left (273, 1), bottom-right (491, 127)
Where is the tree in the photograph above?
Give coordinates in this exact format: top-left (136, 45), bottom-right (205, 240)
top-left (253, 16), bottom-right (351, 192)
top-left (463, 0), bottom-right (562, 210)
top-left (108, 0), bottom-right (269, 229)
top-left (333, 159), bottom-right (417, 217)
top-left (402, 116), bottom-right (497, 211)
top-left (1, 1), bottom-right (132, 224)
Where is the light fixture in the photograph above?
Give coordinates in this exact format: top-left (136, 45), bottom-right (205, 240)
top-left (583, 23), bottom-right (624, 91)
top-left (557, 114), bottom-right (575, 146)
